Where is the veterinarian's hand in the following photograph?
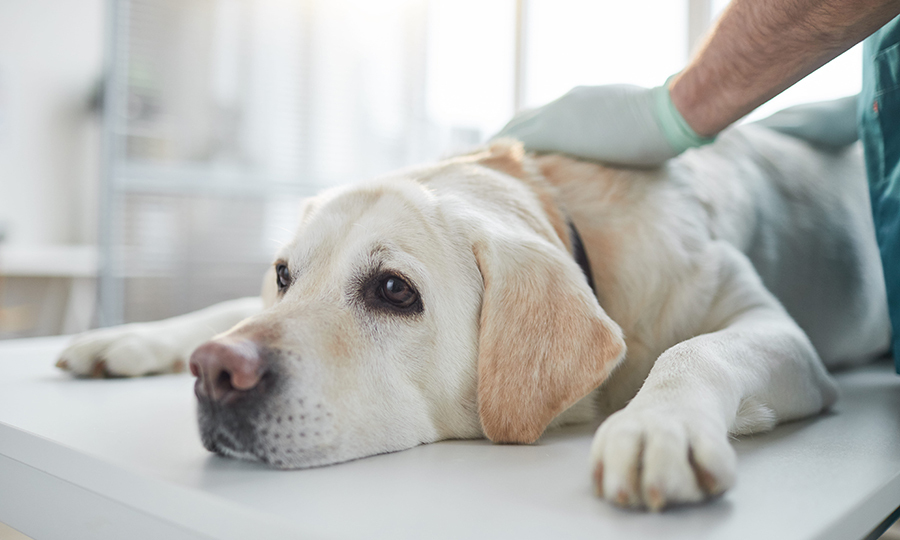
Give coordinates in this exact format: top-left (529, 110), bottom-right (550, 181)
top-left (493, 83), bottom-right (714, 167)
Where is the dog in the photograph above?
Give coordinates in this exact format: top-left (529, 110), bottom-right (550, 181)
top-left (56, 123), bottom-right (890, 510)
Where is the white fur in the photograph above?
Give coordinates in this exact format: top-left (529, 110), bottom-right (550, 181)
top-left (56, 297), bottom-right (262, 376)
top-left (58, 124), bottom-right (888, 509)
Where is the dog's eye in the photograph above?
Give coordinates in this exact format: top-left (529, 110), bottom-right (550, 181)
top-left (379, 276), bottom-right (417, 308)
top-left (276, 263), bottom-right (292, 292)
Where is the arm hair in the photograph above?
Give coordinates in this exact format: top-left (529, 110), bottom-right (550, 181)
top-left (671, 0), bottom-right (900, 137)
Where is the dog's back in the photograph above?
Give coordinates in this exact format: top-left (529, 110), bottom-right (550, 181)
top-left (538, 124), bottom-right (890, 368)
top-left (688, 125), bottom-right (890, 366)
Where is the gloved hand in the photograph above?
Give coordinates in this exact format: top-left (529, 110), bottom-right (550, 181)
top-left (754, 94), bottom-right (859, 148)
top-left (493, 82), bottom-right (714, 167)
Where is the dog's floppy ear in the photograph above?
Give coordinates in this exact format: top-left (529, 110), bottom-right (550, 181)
top-left (474, 228), bottom-right (626, 444)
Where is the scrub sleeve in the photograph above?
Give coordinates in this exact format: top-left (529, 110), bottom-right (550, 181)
top-left (860, 15), bottom-right (900, 372)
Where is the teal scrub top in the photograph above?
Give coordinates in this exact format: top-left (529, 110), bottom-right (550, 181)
top-left (860, 14), bottom-right (900, 372)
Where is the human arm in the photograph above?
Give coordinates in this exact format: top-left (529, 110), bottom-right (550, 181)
top-left (495, 0), bottom-right (900, 166)
top-left (672, 0), bottom-right (900, 137)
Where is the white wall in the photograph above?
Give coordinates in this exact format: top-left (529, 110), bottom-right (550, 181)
top-left (0, 0), bottom-right (104, 247)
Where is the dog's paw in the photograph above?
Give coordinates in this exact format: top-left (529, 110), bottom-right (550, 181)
top-left (56, 325), bottom-right (187, 378)
top-left (590, 407), bottom-right (736, 511)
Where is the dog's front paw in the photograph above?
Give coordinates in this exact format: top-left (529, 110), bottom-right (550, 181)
top-left (590, 407), bottom-right (736, 511)
top-left (56, 325), bottom-right (186, 378)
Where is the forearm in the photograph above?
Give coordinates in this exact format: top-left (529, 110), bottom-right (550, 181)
top-left (671, 0), bottom-right (900, 137)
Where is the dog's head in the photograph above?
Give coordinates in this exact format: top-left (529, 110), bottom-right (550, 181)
top-left (189, 141), bottom-right (625, 468)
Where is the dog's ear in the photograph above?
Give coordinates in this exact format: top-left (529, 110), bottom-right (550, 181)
top-left (449, 139), bottom-right (626, 443)
top-left (474, 228), bottom-right (626, 444)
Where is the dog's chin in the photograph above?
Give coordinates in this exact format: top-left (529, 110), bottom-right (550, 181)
top-left (196, 399), bottom-right (348, 469)
top-left (207, 435), bottom-right (261, 463)
top-left (198, 412), bottom-right (434, 470)
top-left (199, 422), bottom-right (349, 469)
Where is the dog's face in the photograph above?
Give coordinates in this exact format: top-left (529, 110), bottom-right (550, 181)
top-left (190, 143), bottom-right (626, 468)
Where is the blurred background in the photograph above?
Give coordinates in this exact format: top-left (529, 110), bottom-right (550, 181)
top-left (0, 0), bottom-right (862, 339)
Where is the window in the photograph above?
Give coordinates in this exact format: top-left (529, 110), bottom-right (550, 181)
top-left (523, 0), bottom-right (689, 108)
top-left (99, 0), bottom-right (865, 324)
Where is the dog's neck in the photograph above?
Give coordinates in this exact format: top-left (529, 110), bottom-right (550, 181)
top-left (568, 220), bottom-right (596, 295)
top-left (463, 142), bottom-right (596, 296)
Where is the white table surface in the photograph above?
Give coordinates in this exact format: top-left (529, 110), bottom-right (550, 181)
top-left (1, 336), bottom-right (899, 540)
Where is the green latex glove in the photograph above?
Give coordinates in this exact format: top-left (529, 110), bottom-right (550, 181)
top-left (754, 95), bottom-right (859, 149)
top-left (493, 83), bottom-right (714, 167)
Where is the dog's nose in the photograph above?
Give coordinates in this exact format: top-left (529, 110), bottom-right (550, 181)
top-left (189, 339), bottom-right (265, 403)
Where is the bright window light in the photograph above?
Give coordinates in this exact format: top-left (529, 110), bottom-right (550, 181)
top-left (524, 0), bottom-right (689, 108)
top-left (425, 0), bottom-right (516, 138)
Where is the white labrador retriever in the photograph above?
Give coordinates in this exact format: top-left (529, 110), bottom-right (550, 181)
top-left (56, 124), bottom-right (890, 510)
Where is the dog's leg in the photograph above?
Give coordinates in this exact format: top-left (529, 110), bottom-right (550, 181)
top-left (590, 242), bottom-right (837, 510)
top-left (56, 297), bottom-right (263, 377)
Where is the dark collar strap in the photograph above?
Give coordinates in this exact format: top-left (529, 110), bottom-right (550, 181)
top-left (568, 220), bottom-right (596, 295)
